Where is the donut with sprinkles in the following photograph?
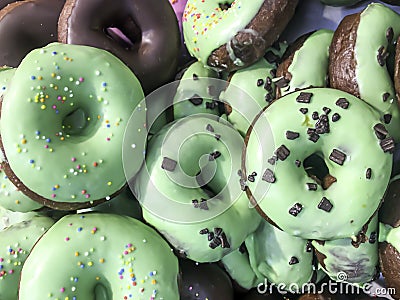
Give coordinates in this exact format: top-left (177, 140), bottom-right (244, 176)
top-left (18, 213), bottom-right (180, 299)
top-left (182, 0), bottom-right (298, 72)
top-left (0, 42), bottom-right (147, 210)
top-left (242, 88), bottom-right (393, 240)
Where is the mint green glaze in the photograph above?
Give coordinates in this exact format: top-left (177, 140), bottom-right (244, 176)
top-left (0, 67), bottom-right (15, 98)
top-left (18, 213), bottom-right (179, 300)
top-left (0, 207), bottom-right (40, 230)
top-left (220, 58), bottom-right (276, 137)
top-left (280, 29), bottom-right (333, 97)
top-left (0, 216), bottom-right (54, 299)
top-left (0, 43), bottom-right (146, 208)
top-left (244, 88), bottom-right (392, 240)
top-left (173, 61), bottom-right (221, 120)
top-left (245, 220), bottom-right (316, 289)
top-left (355, 3), bottom-right (400, 141)
top-left (379, 223), bottom-right (400, 253)
top-left (134, 114), bottom-right (261, 262)
top-left (312, 214), bottom-right (379, 284)
top-left (183, 0), bottom-right (264, 67)
top-left (221, 247), bottom-right (258, 290)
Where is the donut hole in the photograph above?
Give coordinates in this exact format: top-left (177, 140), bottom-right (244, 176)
top-left (61, 107), bottom-right (98, 138)
top-left (105, 17), bottom-right (141, 50)
top-left (303, 153), bottom-right (336, 190)
top-left (94, 281), bottom-right (112, 299)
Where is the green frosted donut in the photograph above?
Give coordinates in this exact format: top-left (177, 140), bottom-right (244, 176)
top-left (18, 213), bottom-right (180, 299)
top-left (133, 114), bottom-right (261, 262)
top-left (0, 216), bottom-right (54, 300)
top-left (0, 43), bottom-right (147, 210)
top-left (0, 206), bottom-right (41, 230)
top-left (276, 29), bottom-right (333, 98)
top-left (243, 88), bottom-right (392, 240)
top-left (312, 214), bottom-right (379, 285)
top-left (329, 3), bottom-right (400, 141)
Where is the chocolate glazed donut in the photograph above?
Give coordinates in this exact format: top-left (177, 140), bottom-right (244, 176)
top-left (58, 0), bottom-right (180, 94)
top-left (0, 0), bottom-right (65, 67)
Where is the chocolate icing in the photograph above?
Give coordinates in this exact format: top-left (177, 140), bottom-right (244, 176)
top-left (58, 0), bottom-right (180, 94)
top-left (379, 242), bottom-right (400, 300)
top-left (379, 176), bottom-right (400, 227)
top-left (0, 0), bottom-right (64, 67)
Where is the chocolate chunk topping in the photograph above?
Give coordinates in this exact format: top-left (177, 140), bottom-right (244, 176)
top-left (383, 114), bottom-right (392, 124)
top-left (264, 77), bottom-right (273, 92)
top-left (275, 145), bottom-right (290, 161)
top-left (193, 73), bottom-right (199, 80)
top-left (323, 107), bottom-right (331, 115)
top-left (268, 156), bottom-right (277, 165)
top-left (208, 232), bottom-right (214, 241)
top-left (205, 101), bottom-right (217, 109)
top-left (331, 113), bottom-right (341, 122)
top-left (306, 183), bottom-right (318, 191)
top-left (289, 203), bottom-right (303, 217)
top-left (308, 132), bottom-right (320, 143)
top-left (383, 92), bottom-right (391, 102)
top-left (366, 168), bottom-right (372, 179)
top-left (209, 151), bottom-right (221, 161)
top-left (312, 111), bottom-right (319, 120)
top-left (295, 160), bottom-right (301, 167)
top-left (208, 227), bottom-right (230, 249)
top-left (265, 50), bottom-right (280, 64)
top-left (299, 108), bottom-right (308, 114)
top-left (265, 93), bottom-right (273, 103)
top-left (377, 45), bottom-right (389, 67)
top-left (189, 94), bottom-right (203, 106)
top-left (289, 256), bottom-right (299, 265)
top-left (336, 98), bottom-right (349, 109)
top-left (257, 79), bottom-right (264, 86)
top-left (329, 149), bottom-right (346, 165)
top-left (369, 232), bottom-right (377, 244)
top-left (286, 131), bottom-right (300, 140)
top-left (275, 77), bottom-right (289, 88)
top-left (315, 114), bottom-right (330, 134)
top-left (270, 69), bottom-right (277, 78)
top-left (247, 171), bottom-right (257, 182)
top-left (318, 197), bottom-right (333, 212)
top-left (199, 228), bottom-right (209, 234)
top-left (206, 124), bottom-right (214, 132)
top-left (161, 157), bottom-right (177, 171)
top-left (192, 198), bottom-right (209, 210)
top-left (387, 27), bottom-right (394, 43)
top-left (296, 92), bottom-right (313, 103)
top-left (374, 123), bottom-right (388, 140)
top-left (380, 137), bottom-right (395, 153)
top-left (262, 169), bottom-right (276, 183)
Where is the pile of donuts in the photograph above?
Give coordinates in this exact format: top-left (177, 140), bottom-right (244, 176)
top-left (2, 0), bottom-right (400, 299)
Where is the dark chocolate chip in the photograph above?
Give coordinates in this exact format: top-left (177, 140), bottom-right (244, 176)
top-left (209, 151), bottom-right (221, 161)
top-left (193, 73), bottom-right (199, 80)
top-left (373, 123), bottom-right (388, 140)
top-left (383, 92), bottom-right (391, 102)
top-left (299, 108), bottom-right (308, 114)
top-left (306, 183), bottom-right (318, 191)
top-left (208, 232), bottom-right (214, 241)
top-left (189, 94), bottom-right (203, 106)
top-left (315, 115), bottom-right (330, 134)
top-left (214, 227), bottom-right (223, 235)
top-left (265, 93), bottom-right (273, 103)
top-left (306, 241), bottom-right (313, 252)
top-left (248, 172), bottom-right (257, 182)
top-left (268, 156), bottom-right (277, 165)
top-left (199, 228), bottom-right (209, 234)
top-left (289, 203), bottom-right (303, 217)
top-left (192, 199), bottom-right (209, 210)
top-left (366, 168), bottom-right (372, 179)
top-left (331, 113), bottom-right (341, 122)
top-left (289, 256), bottom-right (299, 265)
top-left (383, 114), bottom-right (392, 124)
top-left (369, 232), bottom-right (377, 244)
top-left (257, 79), bottom-right (264, 87)
top-left (206, 124), bottom-right (214, 132)
top-left (262, 169), bottom-right (276, 183)
top-left (312, 111), bottom-right (319, 120)
top-left (264, 77), bottom-right (273, 92)
top-left (336, 98), bottom-right (349, 109)
top-left (275, 77), bottom-right (289, 88)
top-left (387, 27), bottom-right (394, 43)
top-left (265, 51), bottom-right (280, 64)
top-left (219, 232), bottom-right (230, 248)
top-left (329, 149), bottom-right (346, 165)
top-left (308, 132), bottom-right (320, 143)
top-left (286, 131), bottom-right (300, 140)
top-left (296, 92), bottom-right (313, 103)
top-left (377, 45), bottom-right (389, 67)
top-left (161, 157), bottom-right (177, 171)
top-left (275, 145), bottom-right (290, 161)
top-left (380, 137), bottom-right (395, 153)
top-left (318, 197), bottom-right (333, 212)
top-left (295, 160), bottom-right (301, 167)
top-left (323, 107), bottom-right (331, 115)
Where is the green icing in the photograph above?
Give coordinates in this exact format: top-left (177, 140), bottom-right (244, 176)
top-left (0, 67), bottom-right (15, 98)
top-left (18, 213), bottom-right (180, 300)
top-left (0, 216), bottom-right (54, 300)
top-left (134, 114), bottom-right (261, 262)
top-left (0, 43), bottom-right (146, 206)
top-left (379, 222), bottom-right (400, 252)
top-left (0, 206), bottom-right (41, 230)
top-left (355, 3), bottom-right (400, 141)
top-left (280, 29), bottom-right (333, 97)
top-left (244, 88), bottom-right (392, 240)
top-left (312, 214), bottom-right (379, 285)
top-left (183, 0), bottom-right (264, 67)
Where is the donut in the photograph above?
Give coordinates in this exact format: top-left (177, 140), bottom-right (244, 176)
top-left (312, 214), bottom-right (379, 285)
top-left (276, 29), bottom-right (333, 98)
top-left (0, 0), bottom-right (65, 67)
top-left (0, 42), bottom-right (147, 210)
top-left (58, 0), bottom-right (181, 94)
top-left (18, 213), bottom-right (180, 299)
top-left (242, 88), bottom-right (393, 240)
top-left (329, 3), bottom-right (400, 141)
top-left (182, 0), bottom-right (299, 72)
top-left (179, 259), bottom-right (234, 300)
top-left (0, 215), bottom-right (54, 299)
top-left (0, 206), bottom-right (41, 230)
top-left (132, 114), bottom-right (262, 262)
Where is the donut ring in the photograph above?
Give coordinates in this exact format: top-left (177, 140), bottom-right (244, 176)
top-left (18, 213), bottom-right (180, 299)
top-left (0, 43), bottom-right (146, 210)
top-left (242, 88), bottom-right (393, 240)
top-left (0, 0), bottom-right (65, 67)
top-left (329, 3), bottom-right (400, 141)
top-left (58, 0), bottom-right (181, 94)
top-left (183, 0), bottom-right (298, 72)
